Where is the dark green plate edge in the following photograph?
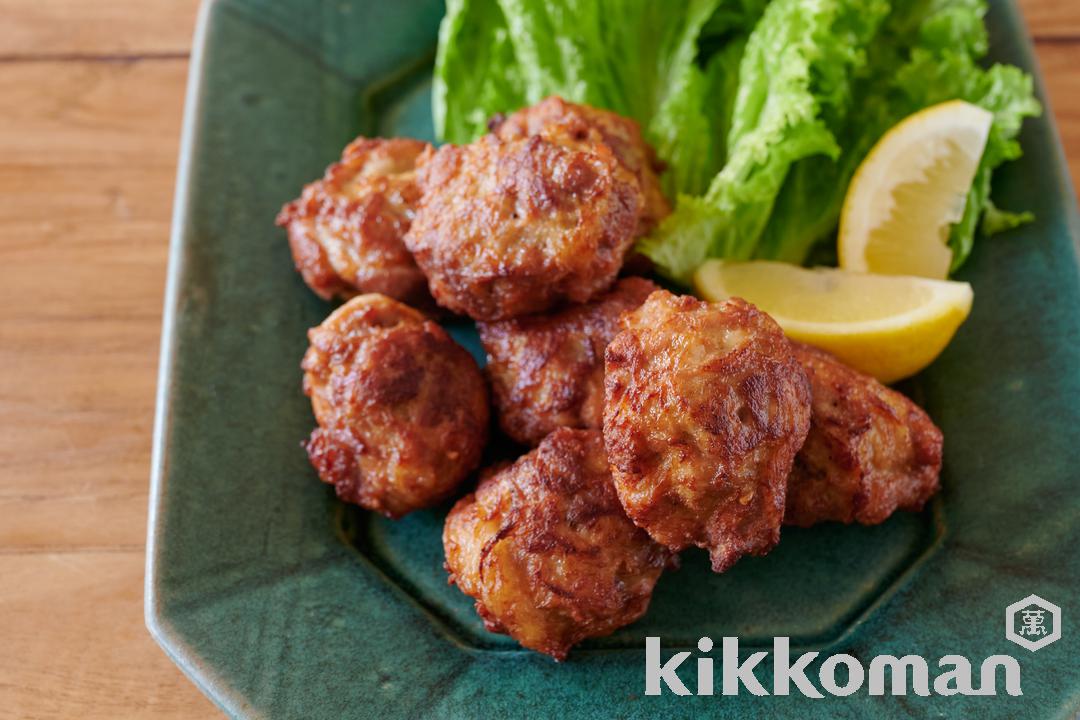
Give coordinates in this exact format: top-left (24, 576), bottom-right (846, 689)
top-left (145, 2), bottom-right (240, 715)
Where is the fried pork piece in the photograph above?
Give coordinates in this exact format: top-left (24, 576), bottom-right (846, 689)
top-left (491, 96), bottom-right (670, 234)
top-left (404, 135), bottom-right (643, 321)
top-left (603, 291), bottom-right (811, 572)
top-left (443, 428), bottom-right (673, 661)
top-left (784, 343), bottom-right (943, 527)
top-left (302, 294), bottom-right (488, 518)
top-left (478, 276), bottom-right (658, 446)
top-left (276, 137), bottom-right (435, 309)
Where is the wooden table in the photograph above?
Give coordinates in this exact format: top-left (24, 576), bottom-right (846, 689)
top-left (0, 1), bottom-right (1075, 717)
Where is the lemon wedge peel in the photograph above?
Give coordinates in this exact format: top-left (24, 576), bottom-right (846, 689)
top-left (838, 100), bottom-right (993, 280)
top-left (693, 260), bottom-right (973, 384)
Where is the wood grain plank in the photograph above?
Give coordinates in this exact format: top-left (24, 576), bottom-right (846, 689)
top-left (0, 0), bottom-right (1071, 59)
top-left (0, 0), bottom-right (201, 58)
top-left (0, 60), bottom-right (183, 550)
top-left (0, 551), bottom-right (219, 719)
top-left (1018, 0), bottom-right (1080, 39)
top-left (1034, 42), bottom-right (1080, 196)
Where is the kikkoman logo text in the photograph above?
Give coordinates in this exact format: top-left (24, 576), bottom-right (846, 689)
top-left (644, 637), bottom-right (1023, 697)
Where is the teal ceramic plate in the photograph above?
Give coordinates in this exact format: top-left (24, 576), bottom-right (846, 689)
top-left (147, 1), bottom-right (1080, 717)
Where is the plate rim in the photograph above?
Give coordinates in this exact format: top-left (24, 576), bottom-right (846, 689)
top-left (144, 1), bottom-right (252, 717)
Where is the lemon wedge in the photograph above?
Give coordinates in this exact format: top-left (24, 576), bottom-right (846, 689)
top-left (838, 100), bottom-right (993, 279)
top-left (693, 260), bottom-right (973, 383)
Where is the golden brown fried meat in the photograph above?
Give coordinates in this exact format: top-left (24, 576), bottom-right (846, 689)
top-left (302, 294), bottom-right (488, 518)
top-left (276, 137), bottom-right (436, 309)
top-left (491, 96), bottom-right (670, 234)
top-left (404, 135), bottom-right (643, 321)
top-left (603, 291), bottom-right (811, 573)
top-left (478, 277), bottom-right (658, 446)
top-left (443, 428), bottom-right (673, 661)
top-left (784, 343), bottom-right (943, 527)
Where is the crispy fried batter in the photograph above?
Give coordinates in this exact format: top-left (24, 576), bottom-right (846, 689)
top-left (276, 137), bottom-right (435, 309)
top-left (443, 428), bottom-right (673, 661)
top-left (404, 135), bottom-right (643, 321)
top-left (603, 291), bottom-right (811, 572)
top-left (491, 96), bottom-right (670, 234)
top-left (478, 277), bottom-right (658, 446)
top-left (302, 294), bottom-right (488, 518)
top-left (784, 343), bottom-right (943, 527)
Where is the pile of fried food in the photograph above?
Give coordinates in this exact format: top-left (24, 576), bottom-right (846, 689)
top-left (278, 97), bottom-right (943, 661)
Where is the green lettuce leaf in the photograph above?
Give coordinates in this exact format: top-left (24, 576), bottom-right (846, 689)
top-left (652, 38), bottom-right (750, 198)
top-left (433, 0), bottom-right (524, 144)
top-left (754, 0), bottom-right (1040, 268)
top-left (981, 200), bottom-right (1034, 236)
top-left (639, 0), bottom-right (888, 281)
top-left (435, 0), bottom-right (1039, 281)
top-left (434, 0), bottom-right (728, 178)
